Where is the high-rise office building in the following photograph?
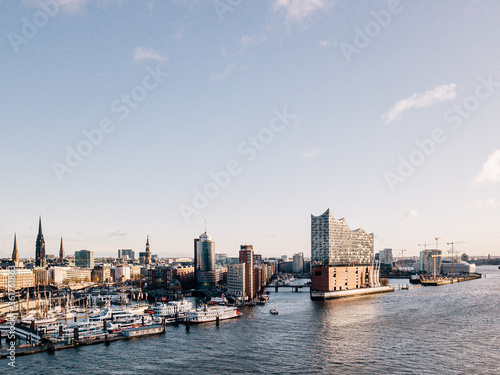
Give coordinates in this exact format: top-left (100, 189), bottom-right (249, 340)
top-left (195, 231), bottom-right (218, 286)
top-left (419, 249), bottom-right (442, 275)
top-left (195, 232), bottom-right (215, 273)
top-left (35, 216), bottom-right (46, 268)
top-left (239, 245), bottom-right (254, 300)
top-left (292, 252), bottom-right (304, 273)
top-left (379, 248), bottom-right (393, 265)
top-left (227, 263), bottom-right (245, 299)
top-left (311, 209), bottom-right (375, 295)
top-left (75, 250), bottom-right (94, 269)
top-left (118, 249), bottom-right (135, 260)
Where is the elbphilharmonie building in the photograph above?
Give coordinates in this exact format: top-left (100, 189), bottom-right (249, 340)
top-left (311, 208), bottom-right (374, 266)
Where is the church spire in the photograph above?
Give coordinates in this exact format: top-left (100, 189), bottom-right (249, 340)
top-left (59, 237), bottom-right (65, 262)
top-left (35, 216), bottom-right (46, 268)
top-left (38, 215), bottom-right (43, 236)
top-left (145, 234), bottom-right (151, 265)
top-left (12, 233), bottom-right (19, 263)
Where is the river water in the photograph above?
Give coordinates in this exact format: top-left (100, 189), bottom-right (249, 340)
top-left (4, 266), bottom-right (499, 374)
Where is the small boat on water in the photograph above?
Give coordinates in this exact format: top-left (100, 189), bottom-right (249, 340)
top-left (269, 309), bottom-right (279, 315)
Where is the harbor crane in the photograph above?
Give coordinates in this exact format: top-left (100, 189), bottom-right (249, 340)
top-left (447, 241), bottom-right (467, 277)
top-left (430, 253), bottom-right (442, 279)
top-left (418, 242), bottom-right (429, 250)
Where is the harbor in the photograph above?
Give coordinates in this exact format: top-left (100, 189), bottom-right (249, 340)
top-left (3, 266), bottom-right (499, 374)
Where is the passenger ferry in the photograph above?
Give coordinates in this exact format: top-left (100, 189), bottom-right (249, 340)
top-left (187, 305), bottom-right (242, 323)
top-left (151, 299), bottom-right (193, 317)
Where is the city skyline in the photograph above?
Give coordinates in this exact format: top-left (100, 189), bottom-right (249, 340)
top-left (1, 1), bottom-right (500, 258)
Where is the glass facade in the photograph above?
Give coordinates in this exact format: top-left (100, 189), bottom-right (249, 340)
top-left (311, 209), bottom-right (374, 266)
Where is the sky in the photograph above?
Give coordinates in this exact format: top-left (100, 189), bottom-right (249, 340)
top-left (1, 0), bottom-right (500, 260)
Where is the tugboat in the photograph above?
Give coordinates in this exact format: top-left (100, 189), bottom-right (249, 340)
top-left (269, 309), bottom-right (279, 315)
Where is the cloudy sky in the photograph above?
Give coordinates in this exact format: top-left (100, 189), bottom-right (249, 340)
top-left (1, 0), bottom-right (500, 259)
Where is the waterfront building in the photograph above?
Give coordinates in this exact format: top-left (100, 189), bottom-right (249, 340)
top-left (0, 269), bottom-right (35, 291)
top-left (195, 231), bottom-right (217, 286)
top-left (75, 250), bottom-right (94, 269)
top-left (292, 252), bottom-right (304, 274)
top-left (441, 260), bottom-right (476, 276)
top-left (281, 255), bottom-right (288, 262)
top-left (35, 216), bottom-right (46, 268)
top-left (118, 249), bottom-right (135, 260)
top-left (239, 245), bottom-right (254, 300)
top-left (227, 264), bottom-right (246, 299)
top-left (311, 209), bottom-right (376, 294)
top-left (379, 248), bottom-right (393, 265)
top-left (419, 249), bottom-right (442, 275)
top-left (165, 266), bottom-right (196, 290)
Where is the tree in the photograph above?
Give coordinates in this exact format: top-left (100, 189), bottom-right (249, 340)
top-left (380, 278), bottom-right (389, 286)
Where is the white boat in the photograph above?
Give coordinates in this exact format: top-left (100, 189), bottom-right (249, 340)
top-left (21, 315), bottom-right (57, 326)
top-left (209, 295), bottom-right (228, 305)
top-left (269, 309), bottom-right (279, 315)
top-left (61, 321), bottom-right (104, 337)
top-left (187, 305), bottom-right (242, 323)
top-left (152, 300), bottom-right (193, 317)
top-left (88, 304), bottom-right (149, 322)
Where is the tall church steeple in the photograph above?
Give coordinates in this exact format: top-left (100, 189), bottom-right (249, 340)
top-left (12, 233), bottom-right (19, 263)
top-left (35, 216), bottom-right (46, 268)
top-left (59, 237), bottom-right (65, 263)
top-left (145, 235), bottom-right (151, 265)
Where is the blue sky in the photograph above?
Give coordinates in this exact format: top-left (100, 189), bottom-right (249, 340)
top-left (1, 0), bottom-right (500, 259)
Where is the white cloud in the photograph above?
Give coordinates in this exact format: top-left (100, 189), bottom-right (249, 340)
top-left (381, 83), bottom-right (457, 124)
top-left (274, 0), bottom-right (333, 21)
top-left (133, 47), bottom-right (167, 63)
top-left (58, 0), bottom-right (87, 13)
top-left (400, 209), bottom-right (419, 220)
top-left (241, 35), bottom-right (256, 45)
top-left (473, 150), bottom-right (500, 185)
top-left (318, 40), bottom-right (330, 48)
top-left (468, 198), bottom-right (497, 211)
top-left (211, 63), bottom-right (236, 80)
top-left (107, 230), bottom-right (127, 239)
top-left (303, 149), bottom-right (320, 158)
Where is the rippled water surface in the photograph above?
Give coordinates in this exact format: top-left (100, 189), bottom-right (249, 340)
top-left (4, 266), bottom-right (499, 374)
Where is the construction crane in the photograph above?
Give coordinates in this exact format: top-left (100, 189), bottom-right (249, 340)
top-left (447, 241), bottom-right (467, 277)
top-left (400, 249), bottom-right (406, 268)
top-left (418, 242), bottom-right (429, 250)
top-left (430, 253), bottom-right (442, 279)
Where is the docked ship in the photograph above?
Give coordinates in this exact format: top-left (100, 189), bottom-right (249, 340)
top-left (187, 305), bottom-right (242, 323)
top-left (151, 299), bottom-right (194, 317)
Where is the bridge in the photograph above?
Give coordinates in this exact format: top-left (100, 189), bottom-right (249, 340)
top-left (266, 284), bottom-right (311, 293)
